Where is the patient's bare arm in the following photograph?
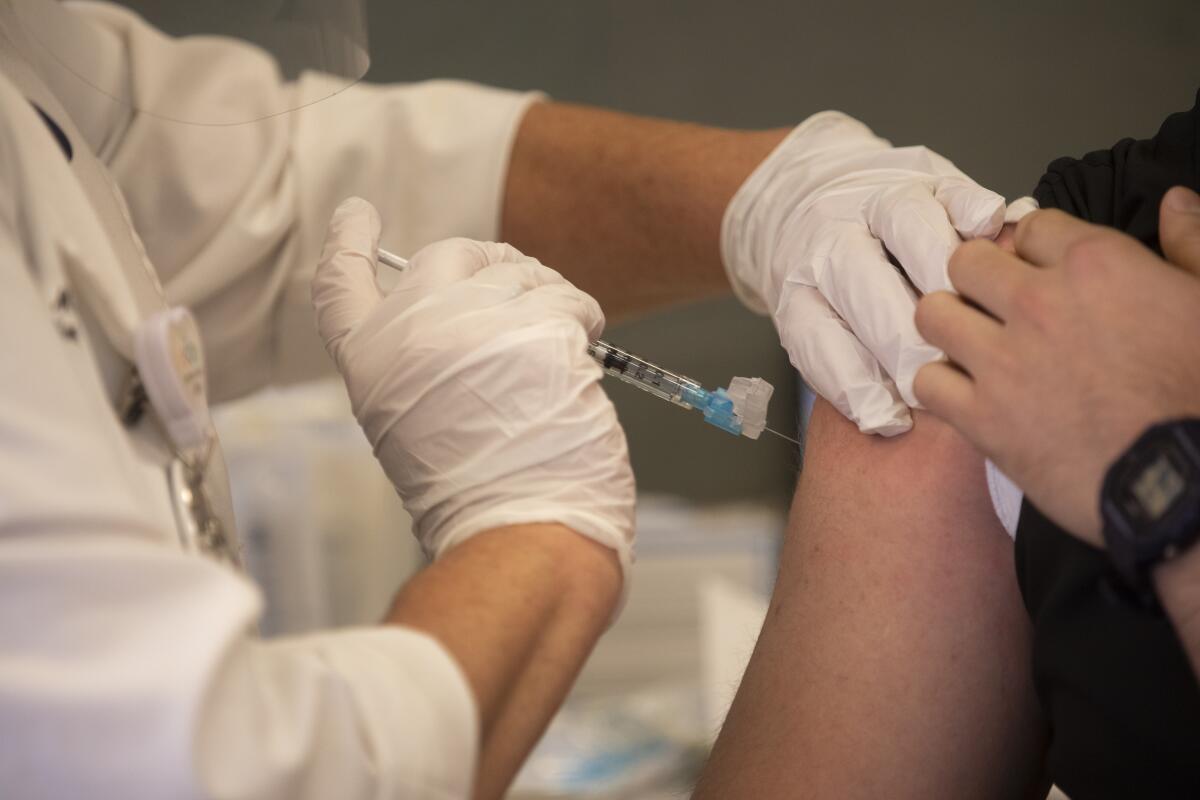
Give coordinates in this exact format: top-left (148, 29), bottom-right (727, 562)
top-left (694, 399), bottom-right (1047, 799)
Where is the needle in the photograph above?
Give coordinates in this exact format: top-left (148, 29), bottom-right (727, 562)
top-left (764, 426), bottom-right (801, 446)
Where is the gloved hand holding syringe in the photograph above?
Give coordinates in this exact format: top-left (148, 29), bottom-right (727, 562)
top-left (377, 248), bottom-right (798, 445)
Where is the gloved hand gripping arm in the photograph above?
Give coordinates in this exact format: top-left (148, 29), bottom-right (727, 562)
top-left (722, 112), bottom-right (1007, 435)
top-left (502, 103), bottom-right (1005, 436)
top-left (312, 198), bottom-right (636, 798)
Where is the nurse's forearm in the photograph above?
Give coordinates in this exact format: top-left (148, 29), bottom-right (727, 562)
top-left (502, 101), bottom-right (786, 319)
top-left (384, 524), bottom-right (622, 800)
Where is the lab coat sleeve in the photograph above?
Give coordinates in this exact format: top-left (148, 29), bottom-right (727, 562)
top-left (71, 2), bottom-right (541, 402)
top-left (0, 208), bottom-right (479, 797)
top-left (0, 542), bottom-right (479, 800)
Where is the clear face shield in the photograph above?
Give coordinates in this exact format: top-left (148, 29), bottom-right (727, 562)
top-left (12, 0), bottom-right (370, 126)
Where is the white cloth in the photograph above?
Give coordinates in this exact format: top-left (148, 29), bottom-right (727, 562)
top-left (0, 2), bottom-right (539, 796)
top-left (986, 461), bottom-right (1023, 539)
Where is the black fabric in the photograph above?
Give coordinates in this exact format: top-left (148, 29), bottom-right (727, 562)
top-left (1032, 90), bottom-right (1199, 251)
top-left (1015, 90), bottom-right (1200, 799)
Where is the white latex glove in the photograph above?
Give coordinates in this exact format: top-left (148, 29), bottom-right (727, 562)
top-left (312, 198), bottom-right (636, 575)
top-left (1005, 195), bottom-right (1040, 224)
top-left (722, 111), bottom-right (1006, 435)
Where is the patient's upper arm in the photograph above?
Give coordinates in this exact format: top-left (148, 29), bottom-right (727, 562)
top-left (695, 398), bottom-right (1046, 799)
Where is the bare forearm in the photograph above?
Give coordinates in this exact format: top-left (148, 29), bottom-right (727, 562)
top-left (385, 525), bottom-right (621, 798)
top-left (501, 101), bottom-right (785, 319)
top-left (470, 574), bottom-right (620, 799)
top-left (1154, 543), bottom-right (1200, 680)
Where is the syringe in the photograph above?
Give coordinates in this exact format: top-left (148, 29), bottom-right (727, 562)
top-left (375, 248), bottom-right (798, 445)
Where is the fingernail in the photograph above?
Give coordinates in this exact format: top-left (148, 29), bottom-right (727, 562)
top-left (1165, 186), bottom-right (1200, 215)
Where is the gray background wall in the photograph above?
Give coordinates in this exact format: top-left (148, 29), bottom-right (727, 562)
top-left (121, 0), bottom-right (1200, 505)
top-left (364, 0), bottom-right (1199, 505)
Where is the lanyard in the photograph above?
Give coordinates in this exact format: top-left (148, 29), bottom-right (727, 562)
top-left (7, 57), bottom-right (240, 567)
top-left (131, 307), bottom-right (241, 568)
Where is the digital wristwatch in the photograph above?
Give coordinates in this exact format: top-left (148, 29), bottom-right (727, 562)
top-left (1101, 418), bottom-right (1200, 599)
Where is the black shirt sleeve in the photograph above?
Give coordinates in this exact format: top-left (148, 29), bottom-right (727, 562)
top-left (1015, 89), bottom-right (1200, 800)
top-left (1031, 88), bottom-right (1200, 256)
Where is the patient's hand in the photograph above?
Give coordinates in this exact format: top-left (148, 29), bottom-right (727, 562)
top-left (915, 198), bottom-right (1200, 544)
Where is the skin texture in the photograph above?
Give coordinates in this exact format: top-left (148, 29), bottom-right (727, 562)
top-left (385, 524), bottom-right (622, 800)
top-left (501, 101), bottom-right (787, 319)
top-left (694, 400), bottom-right (1047, 799)
top-left (915, 185), bottom-right (1200, 681)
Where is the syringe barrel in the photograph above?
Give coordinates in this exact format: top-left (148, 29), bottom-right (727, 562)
top-left (587, 339), bottom-right (702, 409)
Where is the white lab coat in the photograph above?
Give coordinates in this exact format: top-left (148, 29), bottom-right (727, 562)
top-left (0, 2), bottom-right (538, 797)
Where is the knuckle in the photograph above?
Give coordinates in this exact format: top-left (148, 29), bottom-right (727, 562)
top-left (947, 239), bottom-right (990, 284)
top-left (878, 181), bottom-right (924, 211)
top-left (913, 295), bottom-right (937, 337)
top-left (436, 236), bottom-right (476, 253)
top-left (1014, 207), bottom-right (1064, 249)
top-left (1062, 232), bottom-right (1121, 278)
top-left (1014, 208), bottom-right (1049, 242)
top-left (912, 363), bottom-right (936, 405)
top-left (412, 236), bottom-right (470, 264)
top-left (1063, 233), bottom-right (1104, 265)
top-left (1010, 281), bottom-right (1050, 325)
top-left (899, 145), bottom-right (937, 171)
top-left (1176, 229), bottom-right (1200, 256)
top-left (987, 347), bottom-right (1021, 383)
top-left (914, 291), bottom-right (953, 339)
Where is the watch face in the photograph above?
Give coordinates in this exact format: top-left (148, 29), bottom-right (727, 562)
top-left (1103, 420), bottom-right (1200, 582)
top-left (1124, 448), bottom-right (1190, 528)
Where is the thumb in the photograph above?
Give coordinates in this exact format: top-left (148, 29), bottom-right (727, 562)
top-left (312, 197), bottom-right (384, 362)
top-left (935, 177), bottom-right (1006, 241)
top-left (1160, 186), bottom-right (1200, 276)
